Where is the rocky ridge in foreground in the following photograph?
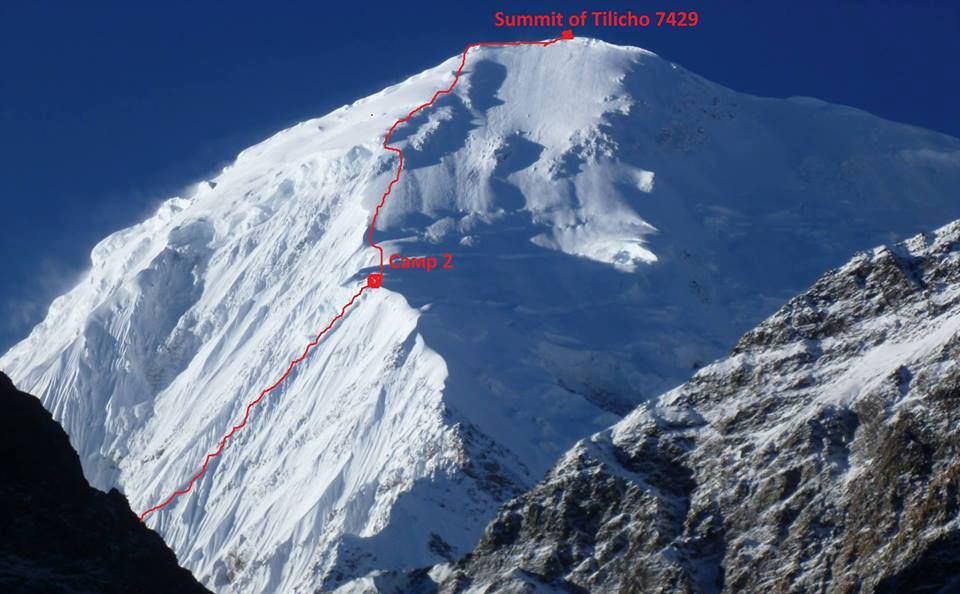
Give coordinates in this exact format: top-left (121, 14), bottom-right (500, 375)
top-left (0, 372), bottom-right (212, 594)
top-left (411, 219), bottom-right (960, 593)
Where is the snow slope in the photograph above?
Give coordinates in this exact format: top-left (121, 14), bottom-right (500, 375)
top-left (3, 37), bottom-right (960, 593)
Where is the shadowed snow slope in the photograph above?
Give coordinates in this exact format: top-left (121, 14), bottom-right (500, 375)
top-left (3, 38), bottom-right (960, 593)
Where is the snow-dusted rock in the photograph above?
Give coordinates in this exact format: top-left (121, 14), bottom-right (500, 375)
top-left (425, 221), bottom-right (960, 593)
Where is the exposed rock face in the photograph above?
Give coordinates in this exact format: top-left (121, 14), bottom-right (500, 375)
top-left (419, 220), bottom-right (960, 593)
top-left (0, 372), bottom-right (212, 594)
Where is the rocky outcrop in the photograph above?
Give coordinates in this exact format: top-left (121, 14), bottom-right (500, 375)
top-left (420, 220), bottom-right (960, 593)
top-left (0, 372), bottom-right (212, 594)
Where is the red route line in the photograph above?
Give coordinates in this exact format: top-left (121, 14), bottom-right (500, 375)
top-left (139, 32), bottom-right (571, 523)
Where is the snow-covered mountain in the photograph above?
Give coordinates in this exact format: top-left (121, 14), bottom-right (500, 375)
top-left (417, 219), bottom-right (960, 594)
top-left (3, 37), bottom-right (960, 593)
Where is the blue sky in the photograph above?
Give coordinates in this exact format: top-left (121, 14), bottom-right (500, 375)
top-left (1, 0), bottom-right (958, 351)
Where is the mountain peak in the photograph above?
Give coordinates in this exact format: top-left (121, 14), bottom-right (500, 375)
top-left (4, 39), bottom-right (960, 592)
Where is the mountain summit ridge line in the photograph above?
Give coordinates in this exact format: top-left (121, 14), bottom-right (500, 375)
top-left (138, 33), bottom-right (572, 523)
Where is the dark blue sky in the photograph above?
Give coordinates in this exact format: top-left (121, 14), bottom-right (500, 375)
top-left (1, 0), bottom-right (958, 351)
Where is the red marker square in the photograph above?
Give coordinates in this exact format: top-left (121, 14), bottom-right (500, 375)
top-left (561, 30), bottom-right (574, 40)
top-left (367, 273), bottom-right (383, 288)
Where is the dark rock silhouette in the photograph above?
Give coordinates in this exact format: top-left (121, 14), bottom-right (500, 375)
top-left (0, 372), bottom-right (212, 594)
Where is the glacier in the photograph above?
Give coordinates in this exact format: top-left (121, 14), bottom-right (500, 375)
top-left (3, 37), bottom-right (960, 593)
